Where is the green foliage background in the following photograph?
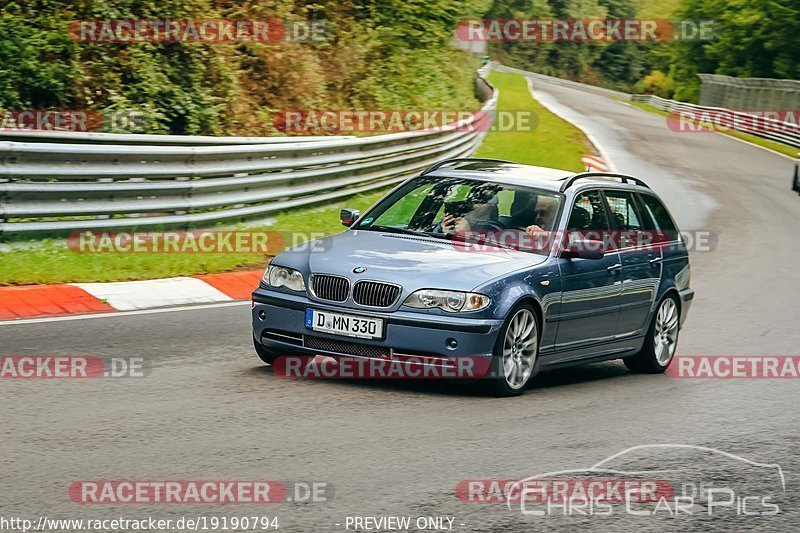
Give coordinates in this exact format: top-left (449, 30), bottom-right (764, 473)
top-left (487, 0), bottom-right (800, 101)
top-left (0, 0), bottom-right (795, 129)
top-left (0, 0), bottom-right (489, 135)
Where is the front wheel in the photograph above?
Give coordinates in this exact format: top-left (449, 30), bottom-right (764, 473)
top-left (624, 295), bottom-right (680, 373)
top-left (485, 305), bottom-right (540, 396)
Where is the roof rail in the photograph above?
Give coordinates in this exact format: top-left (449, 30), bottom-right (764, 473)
top-left (420, 157), bottom-right (513, 176)
top-left (559, 172), bottom-right (650, 192)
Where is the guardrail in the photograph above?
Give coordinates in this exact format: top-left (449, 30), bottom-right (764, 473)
top-left (0, 67), bottom-right (496, 238)
top-left (631, 94), bottom-right (800, 149)
top-left (495, 64), bottom-right (631, 100)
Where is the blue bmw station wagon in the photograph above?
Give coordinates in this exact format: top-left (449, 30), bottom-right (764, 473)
top-left (251, 158), bottom-right (694, 395)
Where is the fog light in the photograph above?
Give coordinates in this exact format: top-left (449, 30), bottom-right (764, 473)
top-left (446, 338), bottom-right (458, 350)
top-left (258, 310), bottom-right (266, 320)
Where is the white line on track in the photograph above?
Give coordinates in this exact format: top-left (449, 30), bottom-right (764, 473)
top-left (525, 77), bottom-right (618, 172)
top-left (0, 300), bottom-right (250, 326)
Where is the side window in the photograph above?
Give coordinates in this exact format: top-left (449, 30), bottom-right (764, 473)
top-left (604, 190), bottom-right (649, 249)
top-left (638, 194), bottom-right (679, 242)
top-left (604, 191), bottom-right (643, 231)
top-left (567, 190), bottom-right (611, 247)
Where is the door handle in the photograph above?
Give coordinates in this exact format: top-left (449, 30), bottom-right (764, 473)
top-left (649, 257), bottom-right (663, 266)
top-left (607, 263), bottom-right (622, 273)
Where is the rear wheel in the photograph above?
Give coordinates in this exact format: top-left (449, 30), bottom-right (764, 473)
top-left (253, 335), bottom-right (278, 365)
top-left (624, 295), bottom-right (680, 373)
top-left (485, 304), bottom-right (540, 396)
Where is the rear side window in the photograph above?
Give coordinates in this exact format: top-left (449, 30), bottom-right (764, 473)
top-left (604, 191), bottom-right (643, 231)
top-left (638, 194), bottom-right (679, 242)
top-left (604, 190), bottom-right (652, 249)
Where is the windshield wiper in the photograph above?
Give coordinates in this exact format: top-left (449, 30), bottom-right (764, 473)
top-left (362, 225), bottom-right (437, 238)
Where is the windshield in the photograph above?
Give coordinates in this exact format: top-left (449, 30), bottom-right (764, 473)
top-left (353, 176), bottom-right (563, 252)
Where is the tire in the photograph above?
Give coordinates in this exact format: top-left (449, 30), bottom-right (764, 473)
top-left (484, 304), bottom-right (540, 397)
top-left (253, 335), bottom-right (278, 365)
top-left (792, 167), bottom-right (800, 194)
top-left (624, 295), bottom-right (680, 373)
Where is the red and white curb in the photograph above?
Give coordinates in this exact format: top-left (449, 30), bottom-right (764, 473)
top-left (0, 270), bottom-right (262, 320)
top-left (581, 153), bottom-right (608, 172)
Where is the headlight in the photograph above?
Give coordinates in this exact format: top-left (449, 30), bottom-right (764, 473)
top-left (263, 265), bottom-right (306, 292)
top-left (403, 289), bottom-right (490, 312)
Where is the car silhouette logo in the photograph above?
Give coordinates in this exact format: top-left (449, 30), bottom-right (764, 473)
top-left (353, 266), bottom-right (367, 274)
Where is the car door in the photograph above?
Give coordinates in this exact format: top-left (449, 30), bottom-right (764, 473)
top-left (637, 191), bottom-right (688, 301)
top-left (603, 189), bottom-right (662, 338)
top-left (554, 189), bottom-right (622, 352)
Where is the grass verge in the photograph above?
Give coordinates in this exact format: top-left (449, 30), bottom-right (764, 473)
top-left (0, 71), bottom-right (595, 286)
top-left (475, 71), bottom-right (591, 171)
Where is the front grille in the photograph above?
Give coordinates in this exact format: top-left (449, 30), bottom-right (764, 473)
top-left (352, 281), bottom-right (401, 308)
top-left (311, 274), bottom-right (350, 302)
top-left (304, 336), bottom-right (389, 359)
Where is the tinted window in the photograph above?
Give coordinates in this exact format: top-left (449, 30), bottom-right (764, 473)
top-left (639, 193), bottom-right (679, 242)
top-left (568, 190), bottom-right (609, 231)
top-left (567, 190), bottom-right (614, 249)
top-left (604, 191), bottom-right (643, 231)
top-left (604, 190), bottom-right (652, 249)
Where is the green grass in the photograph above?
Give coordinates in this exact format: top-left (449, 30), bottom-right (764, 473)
top-left (0, 71), bottom-right (597, 286)
top-left (475, 71), bottom-right (591, 171)
top-left (628, 100), bottom-right (800, 159)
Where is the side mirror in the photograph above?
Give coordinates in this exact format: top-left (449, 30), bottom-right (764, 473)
top-left (340, 209), bottom-right (360, 227)
top-left (561, 239), bottom-right (605, 260)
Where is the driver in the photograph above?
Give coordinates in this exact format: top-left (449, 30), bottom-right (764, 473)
top-left (441, 185), bottom-right (503, 233)
top-left (524, 196), bottom-right (559, 236)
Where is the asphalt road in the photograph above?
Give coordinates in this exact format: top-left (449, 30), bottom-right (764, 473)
top-left (2, 74), bottom-right (799, 532)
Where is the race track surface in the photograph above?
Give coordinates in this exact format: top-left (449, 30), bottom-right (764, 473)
top-left (2, 74), bottom-right (799, 531)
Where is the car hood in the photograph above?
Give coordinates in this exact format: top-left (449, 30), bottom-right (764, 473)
top-left (276, 229), bottom-right (548, 292)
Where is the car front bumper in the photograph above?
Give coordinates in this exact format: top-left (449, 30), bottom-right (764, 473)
top-left (251, 288), bottom-right (504, 364)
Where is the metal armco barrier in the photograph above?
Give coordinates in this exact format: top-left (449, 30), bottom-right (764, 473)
top-left (631, 94), bottom-right (800, 149)
top-left (0, 68), bottom-right (496, 238)
top-left (495, 64), bottom-right (631, 100)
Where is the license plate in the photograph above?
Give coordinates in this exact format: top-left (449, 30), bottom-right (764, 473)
top-left (305, 309), bottom-right (383, 340)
